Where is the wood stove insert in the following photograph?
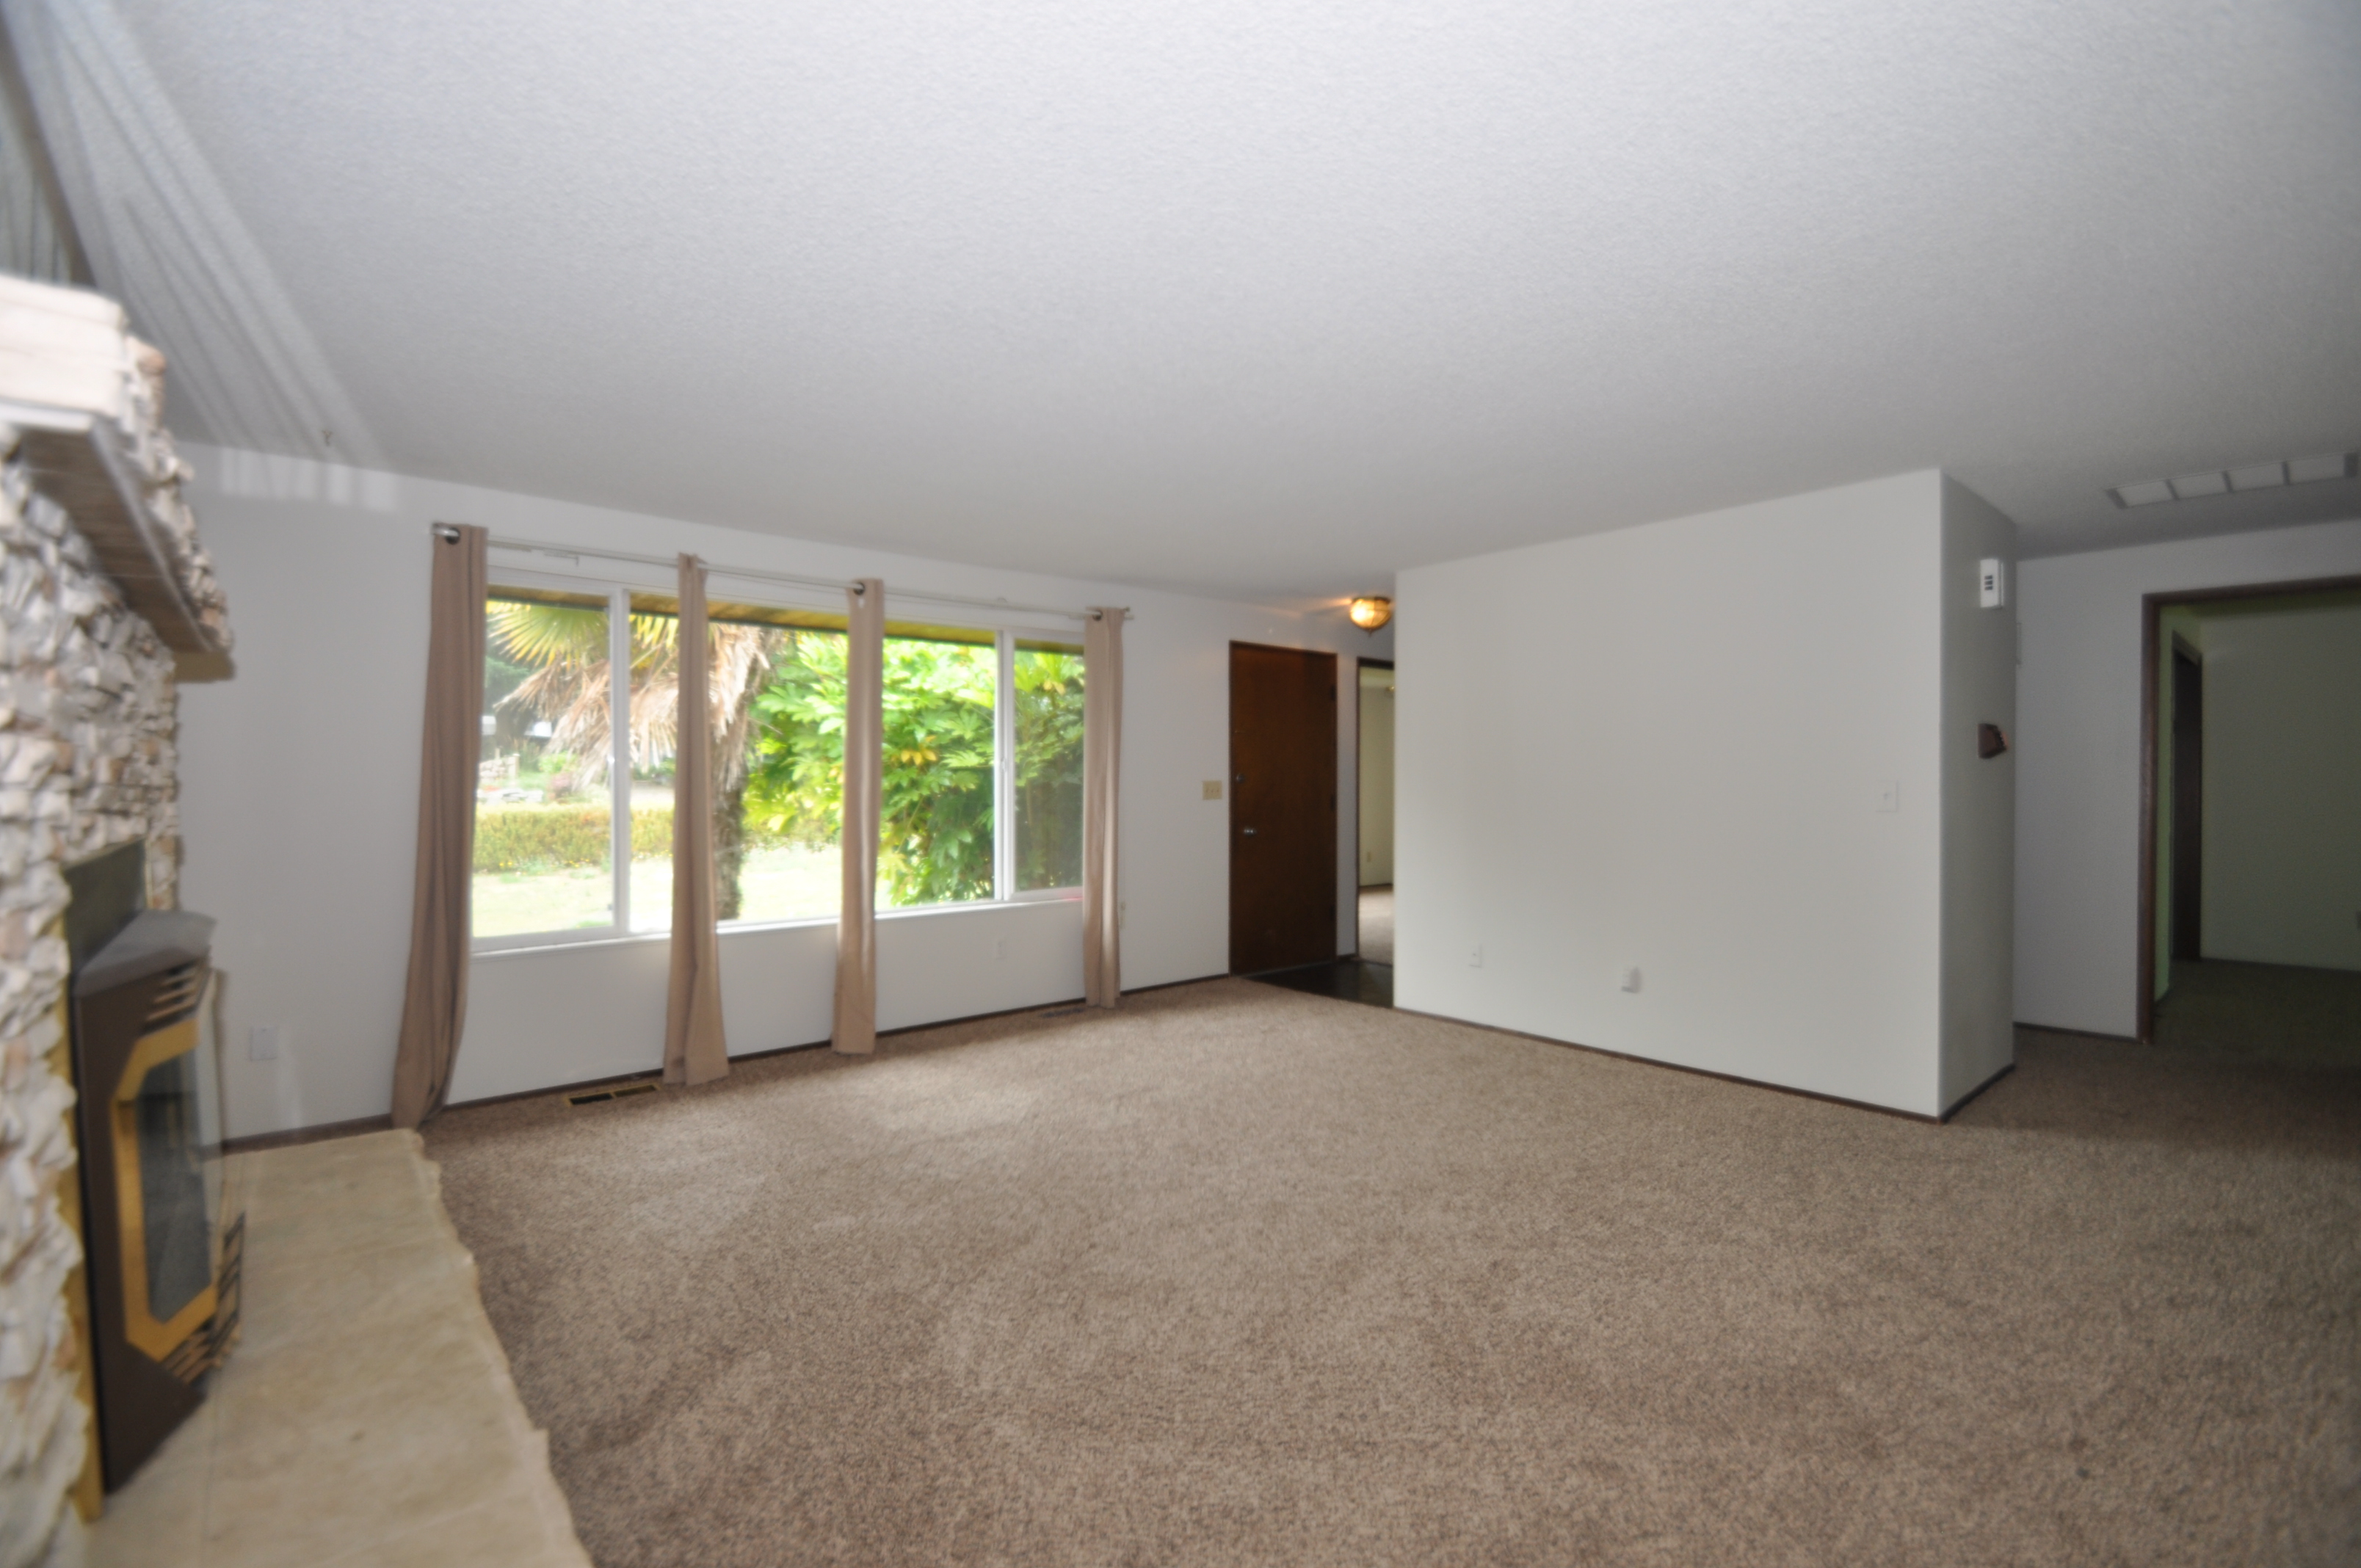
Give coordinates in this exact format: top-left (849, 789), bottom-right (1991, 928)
top-left (70, 907), bottom-right (238, 1489)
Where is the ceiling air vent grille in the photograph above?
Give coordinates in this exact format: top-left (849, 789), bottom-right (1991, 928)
top-left (2111, 451), bottom-right (2356, 508)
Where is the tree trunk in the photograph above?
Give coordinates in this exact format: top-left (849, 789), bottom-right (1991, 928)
top-left (713, 745), bottom-right (750, 922)
top-left (707, 628), bottom-right (781, 922)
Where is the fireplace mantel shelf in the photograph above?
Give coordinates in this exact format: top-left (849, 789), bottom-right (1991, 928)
top-left (0, 394), bottom-right (222, 654)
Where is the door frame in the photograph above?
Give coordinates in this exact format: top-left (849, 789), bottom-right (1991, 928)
top-left (1354, 659), bottom-right (1394, 938)
top-left (2135, 570), bottom-right (2361, 1041)
top-left (2166, 635), bottom-right (2203, 966)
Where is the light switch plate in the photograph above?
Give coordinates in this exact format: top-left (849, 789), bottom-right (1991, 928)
top-left (1467, 944), bottom-right (1483, 968)
top-left (1979, 557), bottom-right (2006, 609)
top-left (248, 1024), bottom-right (283, 1061)
top-left (1203, 780), bottom-right (1222, 799)
top-left (1876, 780), bottom-right (1900, 813)
top-left (1619, 964), bottom-right (1642, 993)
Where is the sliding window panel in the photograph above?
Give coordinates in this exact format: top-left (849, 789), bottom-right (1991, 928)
top-left (609, 588), bottom-right (634, 930)
top-left (473, 591), bottom-right (617, 940)
top-left (728, 625), bottom-right (847, 924)
top-left (615, 603), bottom-right (671, 932)
top-left (993, 633), bottom-right (1017, 900)
top-left (880, 630), bottom-right (998, 908)
top-left (1013, 641), bottom-right (1086, 892)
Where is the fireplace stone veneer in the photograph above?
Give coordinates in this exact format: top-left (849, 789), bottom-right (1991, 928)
top-left (0, 275), bottom-right (229, 1568)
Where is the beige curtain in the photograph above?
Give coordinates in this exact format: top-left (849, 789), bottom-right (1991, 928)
top-left (833, 578), bottom-right (885, 1054)
top-left (391, 523), bottom-right (487, 1128)
top-left (664, 555), bottom-right (730, 1085)
top-left (1083, 607), bottom-right (1125, 1006)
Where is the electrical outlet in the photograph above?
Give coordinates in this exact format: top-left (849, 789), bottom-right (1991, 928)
top-left (1467, 944), bottom-right (1483, 968)
top-left (248, 1024), bottom-right (284, 1061)
top-left (992, 937), bottom-right (1007, 962)
top-left (1620, 964), bottom-right (1642, 994)
top-left (1118, 901), bottom-right (1127, 929)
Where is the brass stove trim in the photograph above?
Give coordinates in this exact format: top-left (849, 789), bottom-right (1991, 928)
top-left (108, 1014), bottom-right (218, 1367)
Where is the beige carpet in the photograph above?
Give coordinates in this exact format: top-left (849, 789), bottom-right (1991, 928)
top-left (426, 980), bottom-right (2361, 1567)
top-left (1358, 885), bottom-right (1393, 965)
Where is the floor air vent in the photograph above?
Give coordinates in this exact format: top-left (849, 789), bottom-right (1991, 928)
top-left (566, 1082), bottom-right (659, 1106)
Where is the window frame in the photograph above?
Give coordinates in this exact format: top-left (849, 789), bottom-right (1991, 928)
top-left (472, 562), bottom-right (1084, 954)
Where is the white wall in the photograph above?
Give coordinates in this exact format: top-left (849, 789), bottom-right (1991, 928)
top-left (175, 445), bottom-right (1387, 1137)
top-left (1937, 478), bottom-right (2017, 1109)
top-left (2200, 598), bottom-right (2361, 973)
top-left (1357, 671), bottom-right (1394, 888)
top-left (2013, 516), bottom-right (2361, 1037)
top-left (1396, 471), bottom-right (1990, 1118)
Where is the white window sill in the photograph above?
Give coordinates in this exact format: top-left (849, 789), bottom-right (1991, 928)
top-left (471, 890), bottom-right (1086, 959)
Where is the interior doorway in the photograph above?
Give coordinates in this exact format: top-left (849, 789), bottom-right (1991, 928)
top-left (1357, 659), bottom-right (1394, 967)
top-left (2139, 574), bottom-right (2361, 1060)
top-left (1229, 642), bottom-right (1338, 974)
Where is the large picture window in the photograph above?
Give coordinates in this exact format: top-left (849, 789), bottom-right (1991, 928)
top-left (473, 580), bottom-right (1084, 948)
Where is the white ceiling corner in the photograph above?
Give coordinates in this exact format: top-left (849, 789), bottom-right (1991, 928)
top-left (14, 0), bottom-right (2361, 598)
top-left (6, 0), bottom-right (381, 468)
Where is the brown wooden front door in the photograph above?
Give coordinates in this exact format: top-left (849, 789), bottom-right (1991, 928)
top-left (1230, 642), bottom-right (1338, 973)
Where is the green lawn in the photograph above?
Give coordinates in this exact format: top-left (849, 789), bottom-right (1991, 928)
top-left (474, 863), bottom-right (613, 937)
top-left (628, 843), bottom-right (844, 930)
top-left (474, 843), bottom-right (844, 939)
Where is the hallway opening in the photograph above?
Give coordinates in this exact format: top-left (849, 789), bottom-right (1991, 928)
top-left (2141, 576), bottom-right (2361, 1067)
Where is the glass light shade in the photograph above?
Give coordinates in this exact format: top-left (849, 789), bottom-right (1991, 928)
top-left (1348, 597), bottom-right (1393, 631)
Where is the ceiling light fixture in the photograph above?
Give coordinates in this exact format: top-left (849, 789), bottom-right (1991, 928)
top-left (1348, 596), bottom-right (1393, 632)
top-left (2109, 450), bottom-right (2356, 509)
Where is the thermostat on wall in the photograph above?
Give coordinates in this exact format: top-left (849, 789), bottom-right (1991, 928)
top-left (1979, 558), bottom-right (2006, 609)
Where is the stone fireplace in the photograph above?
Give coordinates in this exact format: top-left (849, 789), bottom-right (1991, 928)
top-left (0, 275), bottom-right (230, 1568)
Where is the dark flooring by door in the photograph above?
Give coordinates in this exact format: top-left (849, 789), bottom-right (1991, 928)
top-left (1250, 888), bottom-right (1396, 1009)
top-left (2153, 959), bottom-right (2361, 1071)
top-left (1252, 959), bottom-right (1393, 1007)
top-left (1230, 642), bottom-right (1338, 974)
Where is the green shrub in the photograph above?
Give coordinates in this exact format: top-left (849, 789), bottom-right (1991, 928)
top-left (476, 802), bottom-right (807, 874)
top-left (632, 808), bottom-right (672, 860)
top-left (475, 805), bottom-right (674, 872)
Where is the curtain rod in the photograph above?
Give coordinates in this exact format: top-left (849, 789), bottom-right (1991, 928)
top-left (440, 525), bottom-right (1128, 621)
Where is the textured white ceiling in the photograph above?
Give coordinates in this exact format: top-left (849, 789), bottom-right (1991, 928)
top-left (15, 0), bottom-right (2361, 599)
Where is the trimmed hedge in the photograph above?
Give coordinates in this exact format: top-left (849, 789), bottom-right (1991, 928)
top-left (474, 805), bottom-right (672, 873)
top-left (474, 803), bottom-right (803, 873)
